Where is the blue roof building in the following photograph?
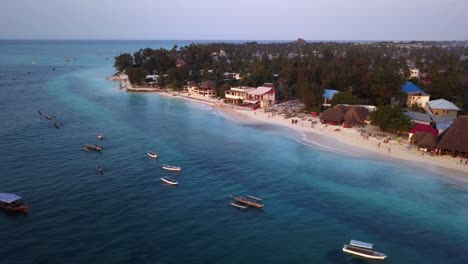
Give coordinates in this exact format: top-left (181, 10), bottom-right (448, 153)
top-left (323, 89), bottom-right (339, 100)
top-left (401, 81), bottom-right (428, 95)
top-left (400, 81), bottom-right (430, 107)
top-left (323, 89), bottom-right (339, 107)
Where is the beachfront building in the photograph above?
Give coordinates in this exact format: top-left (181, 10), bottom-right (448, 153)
top-left (436, 116), bottom-right (468, 156)
top-left (224, 86), bottom-right (255, 105)
top-left (425, 99), bottom-right (460, 117)
top-left (343, 106), bottom-right (369, 126)
top-left (245, 83), bottom-right (276, 108)
top-left (410, 132), bottom-right (437, 152)
top-left (408, 124), bottom-right (438, 142)
top-left (401, 81), bottom-right (430, 107)
top-left (323, 89), bottom-right (339, 107)
top-left (187, 81), bottom-right (217, 97)
top-left (186, 81), bottom-right (199, 94)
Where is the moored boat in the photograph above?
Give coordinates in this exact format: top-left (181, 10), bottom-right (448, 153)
top-left (161, 176), bottom-right (178, 185)
top-left (85, 144), bottom-right (102, 152)
top-left (230, 195), bottom-right (264, 208)
top-left (97, 133), bottom-right (103, 140)
top-left (0, 193), bottom-right (28, 213)
top-left (147, 151), bottom-right (158, 159)
top-left (342, 240), bottom-right (387, 260)
top-left (162, 164), bottom-right (181, 171)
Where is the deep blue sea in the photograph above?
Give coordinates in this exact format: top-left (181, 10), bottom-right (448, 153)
top-left (0, 40), bottom-right (467, 264)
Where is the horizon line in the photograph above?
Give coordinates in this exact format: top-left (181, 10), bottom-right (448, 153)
top-left (1, 38), bottom-right (467, 42)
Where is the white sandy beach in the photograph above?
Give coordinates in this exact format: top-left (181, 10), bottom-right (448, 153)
top-left (109, 78), bottom-right (468, 179)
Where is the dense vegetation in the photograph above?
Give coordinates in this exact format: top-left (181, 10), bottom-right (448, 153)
top-left (114, 41), bottom-right (468, 113)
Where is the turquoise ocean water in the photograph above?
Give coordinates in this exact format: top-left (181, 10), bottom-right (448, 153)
top-left (0, 40), bottom-right (467, 264)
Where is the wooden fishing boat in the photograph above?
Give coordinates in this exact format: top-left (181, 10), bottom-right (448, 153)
top-left (161, 177), bottom-right (178, 185)
top-left (230, 202), bottom-right (247, 209)
top-left (97, 133), bottom-right (103, 140)
top-left (230, 195), bottom-right (264, 208)
top-left (162, 164), bottom-right (181, 172)
top-left (85, 144), bottom-right (102, 152)
top-left (0, 193), bottom-right (28, 213)
top-left (342, 240), bottom-right (387, 260)
top-left (147, 151), bottom-right (158, 159)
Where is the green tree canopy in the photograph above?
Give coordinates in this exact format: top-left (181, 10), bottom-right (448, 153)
top-left (114, 53), bottom-right (133, 73)
top-left (330, 91), bottom-right (358, 106)
top-left (370, 105), bottom-right (413, 133)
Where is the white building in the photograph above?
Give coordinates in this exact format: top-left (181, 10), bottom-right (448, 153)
top-left (225, 86), bottom-right (255, 105)
top-left (409, 68), bottom-right (420, 79)
top-left (245, 83), bottom-right (276, 108)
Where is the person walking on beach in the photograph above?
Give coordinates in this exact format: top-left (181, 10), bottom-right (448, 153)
top-left (388, 147), bottom-right (391, 153)
top-left (378, 142), bottom-right (380, 148)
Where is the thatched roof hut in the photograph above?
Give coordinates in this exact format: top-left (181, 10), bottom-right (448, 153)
top-left (436, 116), bottom-right (468, 153)
top-left (344, 107), bottom-right (369, 126)
top-left (321, 106), bottom-right (344, 123)
top-left (411, 132), bottom-right (437, 150)
top-left (335, 105), bottom-right (353, 114)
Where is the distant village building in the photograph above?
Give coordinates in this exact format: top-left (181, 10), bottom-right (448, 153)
top-left (144, 75), bottom-right (158, 83)
top-left (176, 59), bottom-right (187, 68)
top-left (222, 72), bottom-right (241, 80)
top-left (409, 68), bottom-right (420, 79)
top-left (425, 99), bottom-right (460, 117)
top-left (400, 81), bottom-right (430, 107)
top-left (322, 89), bottom-right (339, 107)
top-left (245, 83), bottom-right (276, 108)
top-left (420, 72), bottom-right (432, 85)
top-left (224, 86), bottom-right (255, 105)
top-left (219, 49), bottom-right (227, 57)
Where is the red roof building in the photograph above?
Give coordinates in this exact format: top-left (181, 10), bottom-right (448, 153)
top-left (408, 124), bottom-right (438, 141)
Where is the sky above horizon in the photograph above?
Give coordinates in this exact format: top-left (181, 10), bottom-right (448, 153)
top-left (2, 0), bottom-right (468, 41)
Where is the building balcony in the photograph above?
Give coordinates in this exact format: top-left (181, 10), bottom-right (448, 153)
top-left (225, 94), bottom-right (244, 100)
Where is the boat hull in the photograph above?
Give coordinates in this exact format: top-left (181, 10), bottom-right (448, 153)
top-left (0, 202), bottom-right (28, 213)
top-left (162, 166), bottom-right (181, 172)
top-left (161, 177), bottom-right (178, 185)
top-left (147, 153), bottom-right (158, 159)
top-left (342, 246), bottom-right (387, 260)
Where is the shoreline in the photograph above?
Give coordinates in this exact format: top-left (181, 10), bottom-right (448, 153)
top-left (107, 77), bottom-right (468, 180)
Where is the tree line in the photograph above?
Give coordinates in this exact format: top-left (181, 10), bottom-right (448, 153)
top-left (114, 41), bottom-right (468, 113)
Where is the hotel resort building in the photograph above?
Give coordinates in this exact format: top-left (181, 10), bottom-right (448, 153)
top-left (225, 83), bottom-right (276, 108)
top-left (187, 80), bottom-right (217, 98)
top-left (225, 86), bottom-right (255, 104)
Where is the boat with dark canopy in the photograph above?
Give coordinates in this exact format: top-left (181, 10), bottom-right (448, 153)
top-left (0, 193), bottom-right (28, 213)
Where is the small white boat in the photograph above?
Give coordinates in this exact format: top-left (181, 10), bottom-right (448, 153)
top-left (147, 151), bottom-right (158, 159)
top-left (162, 164), bottom-right (181, 171)
top-left (161, 176), bottom-right (178, 185)
top-left (342, 240), bottom-right (387, 260)
top-left (97, 133), bottom-right (103, 140)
